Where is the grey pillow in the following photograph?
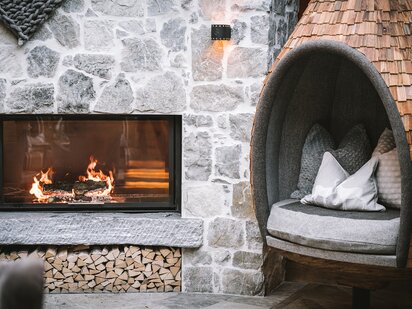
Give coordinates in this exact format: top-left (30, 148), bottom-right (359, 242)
top-left (330, 124), bottom-right (371, 175)
top-left (290, 124), bottom-right (335, 199)
top-left (301, 152), bottom-right (385, 212)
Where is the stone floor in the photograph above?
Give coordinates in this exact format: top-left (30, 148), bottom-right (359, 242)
top-left (44, 282), bottom-right (412, 309)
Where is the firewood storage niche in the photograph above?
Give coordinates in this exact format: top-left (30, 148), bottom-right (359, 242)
top-left (0, 115), bottom-right (181, 211)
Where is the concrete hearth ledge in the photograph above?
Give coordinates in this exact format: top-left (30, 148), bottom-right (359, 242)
top-left (0, 213), bottom-right (203, 248)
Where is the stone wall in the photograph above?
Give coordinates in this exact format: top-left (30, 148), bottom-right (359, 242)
top-left (0, 0), bottom-right (298, 295)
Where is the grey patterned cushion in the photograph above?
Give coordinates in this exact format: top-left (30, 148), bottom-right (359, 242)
top-left (330, 124), bottom-right (371, 175)
top-left (376, 148), bottom-right (401, 209)
top-left (301, 152), bottom-right (385, 211)
top-left (372, 128), bottom-right (396, 156)
top-left (290, 124), bottom-right (335, 199)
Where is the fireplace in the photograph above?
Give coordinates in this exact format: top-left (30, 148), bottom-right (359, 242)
top-left (0, 115), bottom-right (181, 211)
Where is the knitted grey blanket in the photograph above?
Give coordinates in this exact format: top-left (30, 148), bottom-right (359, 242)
top-left (0, 0), bottom-right (64, 45)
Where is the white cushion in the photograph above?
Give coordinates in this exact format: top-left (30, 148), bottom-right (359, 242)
top-left (301, 152), bottom-right (385, 211)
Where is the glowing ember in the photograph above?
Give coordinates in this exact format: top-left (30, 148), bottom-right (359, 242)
top-left (29, 156), bottom-right (114, 203)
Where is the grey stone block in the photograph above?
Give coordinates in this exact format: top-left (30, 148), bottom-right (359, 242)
top-left (184, 114), bottom-right (213, 127)
top-left (73, 54), bottom-right (115, 79)
top-left (183, 267), bottom-right (214, 292)
top-left (249, 82), bottom-right (262, 106)
top-left (27, 46), bottom-right (60, 78)
top-left (49, 14), bottom-right (80, 48)
top-left (160, 18), bottom-right (187, 51)
top-left (190, 85), bottom-right (243, 112)
top-left (31, 25), bottom-right (52, 41)
top-left (221, 268), bottom-right (264, 295)
top-left (135, 71), bottom-right (186, 112)
top-left (121, 38), bottom-right (163, 72)
top-left (232, 251), bottom-right (263, 269)
top-left (6, 83), bottom-right (54, 113)
top-left (184, 249), bottom-right (213, 266)
top-left (191, 25), bottom-right (222, 81)
top-left (246, 220), bottom-right (264, 251)
top-left (0, 213), bottom-right (203, 248)
top-left (231, 0), bottom-right (271, 11)
top-left (94, 74), bottom-right (134, 113)
top-left (251, 15), bottom-right (269, 44)
top-left (147, 0), bottom-right (178, 16)
top-left (84, 20), bottom-right (114, 52)
top-left (215, 145), bottom-right (241, 179)
top-left (57, 69), bottom-right (95, 113)
top-left (118, 20), bottom-right (145, 35)
top-left (91, 0), bottom-right (144, 16)
top-left (227, 47), bottom-right (267, 78)
top-left (232, 181), bottom-right (255, 219)
top-left (62, 0), bottom-right (85, 12)
top-left (184, 132), bottom-right (212, 180)
top-left (199, 0), bottom-right (226, 20)
top-left (214, 250), bottom-right (231, 265)
top-left (229, 113), bottom-right (254, 142)
top-left (231, 19), bottom-right (247, 44)
top-left (208, 217), bottom-right (244, 249)
top-left (184, 184), bottom-right (229, 218)
top-left (0, 46), bottom-right (23, 77)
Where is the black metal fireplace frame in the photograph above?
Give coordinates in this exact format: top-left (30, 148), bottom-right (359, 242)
top-left (0, 114), bottom-right (182, 212)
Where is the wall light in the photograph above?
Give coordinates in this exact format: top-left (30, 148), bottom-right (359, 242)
top-left (211, 24), bottom-right (231, 40)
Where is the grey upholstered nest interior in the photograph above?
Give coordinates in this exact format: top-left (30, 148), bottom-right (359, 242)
top-left (267, 199), bottom-right (400, 254)
top-left (251, 40), bottom-right (412, 268)
top-left (277, 52), bottom-right (389, 200)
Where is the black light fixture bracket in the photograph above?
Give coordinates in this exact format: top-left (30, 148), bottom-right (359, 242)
top-left (211, 24), bottom-right (231, 40)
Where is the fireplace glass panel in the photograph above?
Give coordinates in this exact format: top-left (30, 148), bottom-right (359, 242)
top-left (1, 116), bottom-right (180, 210)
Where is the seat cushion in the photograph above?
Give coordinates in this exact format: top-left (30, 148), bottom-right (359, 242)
top-left (267, 199), bottom-right (400, 254)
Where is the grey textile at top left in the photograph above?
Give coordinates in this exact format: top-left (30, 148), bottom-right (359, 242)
top-left (0, 258), bottom-right (44, 309)
top-left (0, 0), bottom-right (64, 45)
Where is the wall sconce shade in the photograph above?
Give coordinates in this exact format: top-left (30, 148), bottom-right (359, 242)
top-left (211, 24), bottom-right (231, 40)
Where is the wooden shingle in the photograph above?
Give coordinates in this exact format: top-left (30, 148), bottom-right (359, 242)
top-left (267, 0), bottom-right (412, 159)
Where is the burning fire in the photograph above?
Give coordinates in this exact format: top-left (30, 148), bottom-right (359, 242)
top-left (30, 156), bottom-right (114, 203)
top-left (79, 156), bottom-right (114, 197)
top-left (29, 168), bottom-right (54, 202)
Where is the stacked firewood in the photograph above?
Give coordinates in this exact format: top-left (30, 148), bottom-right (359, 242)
top-left (0, 245), bottom-right (181, 293)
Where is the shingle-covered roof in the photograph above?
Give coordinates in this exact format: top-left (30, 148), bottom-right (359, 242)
top-left (267, 0), bottom-right (412, 158)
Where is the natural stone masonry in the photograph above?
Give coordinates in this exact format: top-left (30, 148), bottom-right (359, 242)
top-left (183, 132), bottom-right (212, 181)
top-left (48, 14), bottom-right (80, 49)
top-left (94, 74), bottom-right (134, 113)
top-left (0, 0), bottom-right (299, 296)
top-left (208, 217), bottom-right (245, 249)
top-left (215, 145), bottom-right (242, 179)
top-left (135, 72), bottom-right (186, 113)
top-left (91, 0), bottom-right (144, 17)
top-left (84, 20), bottom-right (115, 52)
top-left (57, 69), bottom-right (95, 113)
top-left (6, 83), bottom-right (54, 113)
top-left (190, 85), bottom-right (244, 112)
top-left (73, 54), bottom-right (115, 80)
top-left (27, 46), bottom-right (60, 78)
top-left (121, 38), bottom-right (163, 72)
top-left (191, 25), bottom-right (223, 81)
top-left (227, 47), bottom-right (267, 78)
top-left (160, 18), bottom-right (187, 52)
top-left (0, 245), bottom-right (182, 293)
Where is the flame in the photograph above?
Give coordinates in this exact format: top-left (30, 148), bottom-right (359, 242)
top-left (79, 156), bottom-right (114, 196)
top-left (29, 156), bottom-right (114, 203)
top-left (29, 168), bottom-right (54, 201)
